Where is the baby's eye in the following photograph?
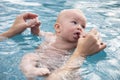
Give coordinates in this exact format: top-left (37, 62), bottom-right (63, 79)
top-left (71, 21), bottom-right (77, 25)
top-left (82, 25), bottom-right (85, 29)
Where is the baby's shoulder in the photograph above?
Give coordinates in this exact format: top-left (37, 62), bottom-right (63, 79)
top-left (40, 31), bottom-right (55, 43)
top-left (40, 31), bottom-right (54, 37)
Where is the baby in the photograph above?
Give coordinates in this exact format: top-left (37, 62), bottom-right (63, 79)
top-left (20, 9), bottom-right (106, 80)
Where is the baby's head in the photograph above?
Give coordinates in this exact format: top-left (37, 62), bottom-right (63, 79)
top-left (54, 9), bottom-right (87, 42)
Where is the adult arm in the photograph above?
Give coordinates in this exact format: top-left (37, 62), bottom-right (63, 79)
top-left (20, 28), bottom-right (106, 80)
top-left (45, 29), bottom-right (106, 80)
top-left (0, 12), bottom-right (40, 38)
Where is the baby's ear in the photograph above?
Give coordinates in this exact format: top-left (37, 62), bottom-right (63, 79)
top-left (54, 23), bottom-right (61, 33)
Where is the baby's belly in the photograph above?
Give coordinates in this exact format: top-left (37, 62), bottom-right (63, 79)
top-left (39, 54), bottom-right (82, 80)
top-left (36, 49), bottom-right (81, 80)
top-left (37, 51), bottom-right (70, 72)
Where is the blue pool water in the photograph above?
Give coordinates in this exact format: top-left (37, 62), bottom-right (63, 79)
top-left (0, 0), bottom-right (120, 80)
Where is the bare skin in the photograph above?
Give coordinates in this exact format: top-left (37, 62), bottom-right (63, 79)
top-left (0, 12), bottom-right (40, 39)
top-left (45, 29), bottom-right (106, 80)
top-left (20, 9), bottom-right (106, 80)
top-left (0, 9), bottom-right (106, 80)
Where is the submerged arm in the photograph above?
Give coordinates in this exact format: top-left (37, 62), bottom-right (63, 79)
top-left (45, 49), bottom-right (85, 80)
top-left (45, 29), bottom-right (106, 80)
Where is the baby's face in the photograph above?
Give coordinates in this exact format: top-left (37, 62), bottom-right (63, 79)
top-left (57, 9), bottom-right (86, 43)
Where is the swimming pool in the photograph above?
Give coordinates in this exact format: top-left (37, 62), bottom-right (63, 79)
top-left (0, 0), bottom-right (120, 80)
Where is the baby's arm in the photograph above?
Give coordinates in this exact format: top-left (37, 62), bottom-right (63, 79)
top-left (29, 18), bottom-right (54, 38)
top-left (20, 53), bottom-right (50, 80)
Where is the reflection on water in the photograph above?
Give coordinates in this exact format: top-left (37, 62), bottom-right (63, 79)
top-left (0, 0), bottom-right (120, 80)
top-left (3, 0), bottom-right (41, 6)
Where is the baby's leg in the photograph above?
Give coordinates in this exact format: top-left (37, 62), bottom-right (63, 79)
top-left (20, 53), bottom-right (50, 80)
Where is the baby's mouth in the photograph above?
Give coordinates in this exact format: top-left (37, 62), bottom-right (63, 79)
top-left (73, 32), bottom-right (80, 40)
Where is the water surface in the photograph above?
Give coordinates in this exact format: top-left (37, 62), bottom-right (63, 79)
top-left (0, 0), bottom-right (120, 80)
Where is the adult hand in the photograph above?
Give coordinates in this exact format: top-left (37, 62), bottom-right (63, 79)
top-left (75, 28), bottom-right (106, 57)
top-left (0, 12), bottom-right (40, 38)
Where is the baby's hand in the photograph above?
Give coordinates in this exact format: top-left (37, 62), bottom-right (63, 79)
top-left (20, 53), bottom-right (51, 80)
top-left (24, 67), bottom-right (50, 80)
top-left (27, 18), bottom-right (41, 35)
top-left (34, 68), bottom-right (51, 76)
top-left (27, 17), bottom-right (40, 28)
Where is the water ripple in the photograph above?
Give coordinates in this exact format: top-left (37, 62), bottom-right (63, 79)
top-left (0, 38), bottom-right (20, 55)
top-left (0, 0), bottom-right (120, 80)
top-left (3, 0), bottom-right (42, 6)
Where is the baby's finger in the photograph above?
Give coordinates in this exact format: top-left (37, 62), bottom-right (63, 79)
top-left (30, 22), bottom-right (41, 28)
top-left (27, 19), bottom-right (36, 27)
top-left (35, 68), bottom-right (50, 76)
top-left (35, 21), bottom-right (41, 27)
top-left (27, 17), bottom-right (40, 27)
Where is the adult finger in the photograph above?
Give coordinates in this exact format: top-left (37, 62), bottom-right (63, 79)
top-left (95, 32), bottom-right (100, 40)
top-left (98, 36), bottom-right (102, 43)
top-left (22, 12), bottom-right (38, 19)
top-left (99, 42), bottom-right (106, 51)
top-left (80, 31), bottom-right (87, 38)
top-left (89, 28), bottom-right (98, 35)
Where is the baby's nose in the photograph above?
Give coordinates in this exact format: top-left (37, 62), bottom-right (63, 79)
top-left (77, 25), bottom-right (82, 31)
